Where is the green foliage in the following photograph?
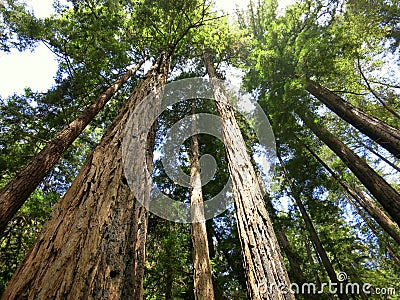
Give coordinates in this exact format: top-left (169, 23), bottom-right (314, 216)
top-left (1, 0), bottom-right (400, 298)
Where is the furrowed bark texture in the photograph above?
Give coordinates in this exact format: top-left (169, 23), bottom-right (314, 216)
top-left (306, 79), bottom-right (400, 158)
top-left (278, 156), bottom-right (348, 300)
top-left (0, 58), bottom-right (146, 235)
top-left (300, 112), bottom-right (400, 226)
top-left (204, 52), bottom-right (294, 300)
top-left (131, 119), bottom-right (159, 300)
top-left (190, 104), bottom-right (215, 300)
top-left (2, 54), bottom-right (169, 300)
top-left (302, 141), bottom-right (400, 244)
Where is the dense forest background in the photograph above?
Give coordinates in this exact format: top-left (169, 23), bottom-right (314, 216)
top-left (0, 0), bottom-right (399, 299)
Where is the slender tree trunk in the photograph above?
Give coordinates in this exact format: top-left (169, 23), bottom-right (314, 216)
top-left (277, 156), bottom-right (348, 300)
top-left (0, 58), bottom-right (146, 235)
top-left (300, 139), bottom-right (400, 244)
top-left (306, 79), bottom-right (400, 158)
top-left (205, 220), bottom-right (229, 300)
top-left (299, 111), bottom-right (400, 226)
top-left (348, 197), bottom-right (400, 266)
top-left (305, 239), bottom-right (323, 290)
top-left (264, 198), bottom-right (319, 300)
top-left (357, 140), bottom-right (400, 173)
top-left (165, 241), bottom-right (174, 300)
top-left (1, 54), bottom-right (169, 300)
top-left (189, 101), bottom-right (215, 300)
top-left (204, 51), bottom-right (294, 300)
top-left (213, 227), bottom-right (248, 294)
top-left (357, 59), bottom-right (400, 121)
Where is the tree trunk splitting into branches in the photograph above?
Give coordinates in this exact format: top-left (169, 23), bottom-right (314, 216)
top-left (2, 54), bottom-right (169, 300)
top-left (0, 57), bottom-right (146, 235)
top-left (204, 51), bottom-right (294, 300)
top-left (306, 79), bottom-right (400, 158)
top-left (190, 100), bottom-right (215, 300)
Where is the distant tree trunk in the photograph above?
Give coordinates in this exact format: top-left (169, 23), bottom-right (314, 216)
top-left (348, 197), bottom-right (400, 266)
top-left (204, 51), bottom-right (294, 300)
top-left (189, 101), bottom-right (215, 300)
top-left (213, 226), bottom-right (248, 294)
top-left (299, 111), bottom-right (400, 226)
top-left (306, 79), bottom-right (400, 158)
top-left (0, 57), bottom-right (146, 235)
top-left (357, 140), bottom-right (400, 173)
top-left (1, 54), bottom-right (169, 300)
top-left (165, 241), bottom-right (174, 300)
top-left (205, 220), bottom-right (229, 300)
top-left (300, 139), bottom-right (400, 245)
top-left (305, 239), bottom-right (323, 290)
top-left (278, 155), bottom-right (349, 300)
top-left (357, 59), bottom-right (400, 121)
top-left (264, 198), bottom-right (318, 300)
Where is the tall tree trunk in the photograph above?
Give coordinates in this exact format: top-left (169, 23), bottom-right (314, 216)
top-left (299, 111), bottom-right (400, 226)
top-left (357, 58), bottom-right (400, 121)
top-left (277, 155), bottom-right (349, 300)
top-left (165, 240), bottom-right (174, 300)
top-left (357, 140), bottom-right (400, 173)
top-left (189, 101), bottom-right (215, 300)
top-left (204, 51), bottom-right (294, 300)
top-left (0, 58), bottom-right (146, 235)
top-left (1, 54), bottom-right (169, 300)
top-left (264, 198), bottom-right (319, 300)
top-left (300, 139), bottom-right (400, 245)
top-left (348, 197), bottom-right (400, 266)
top-left (306, 79), bottom-right (400, 158)
top-left (305, 239), bottom-right (323, 291)
top-left (205, 220), bottom-right (229, 300)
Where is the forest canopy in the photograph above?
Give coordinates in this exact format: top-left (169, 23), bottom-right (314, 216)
top-left (0, 0), bottom-right (399, 299)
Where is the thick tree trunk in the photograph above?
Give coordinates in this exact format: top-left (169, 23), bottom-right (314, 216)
top-left (306, 79), bottom-right (400, 158)
top-left (204, 52), bottom-right (294, 300)
top-left (189, 102), bottom-right (215, 300)
top-left (300, 112), bottom-right (400, 226)
top-left (300, 139), bottom-right (400, 245)
top-left (0, 58), bottom-right (146, 235)
top-left (1, 54), bottom-right (169, 300)
top-left (278, 156), bottom-right (348, 300)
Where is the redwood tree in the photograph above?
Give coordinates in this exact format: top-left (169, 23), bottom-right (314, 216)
top-left (299, 110), bottom-right (400, 226)
top-left (0, 58), bottom-right (145, 234)
top-left (204, 51), bottom-right (294, 300)
top-left (190, 101), bottom-right (215, 299)
top-left (306, 79), bottom-right (400, 158)
top-left (1, 54), bottom-right (169, 300)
